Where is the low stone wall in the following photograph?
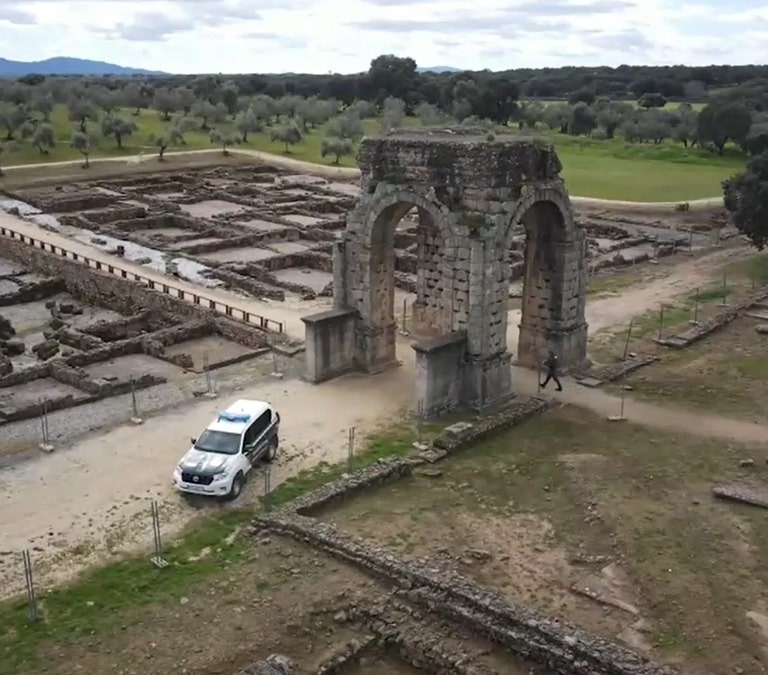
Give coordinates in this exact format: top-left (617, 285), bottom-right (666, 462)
top-left (208, 268), bottom-right (286, 301)
top-left (219, 263), bottom-right (316, 299)
top-left (657, 287), bottom-right (768, 349)
top-left (581, 355), bottom-right (660, 385)
top-left (82, 205), bottom-right (147, 226)
top-left (0, 277), bottom-right (66, 307)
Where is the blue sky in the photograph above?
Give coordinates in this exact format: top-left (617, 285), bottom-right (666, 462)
top-left (0, 0), bottom-right (765, 74)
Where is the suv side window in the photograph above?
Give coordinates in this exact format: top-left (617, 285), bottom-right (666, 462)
top-left (243, 410), bottom-right (271, 450)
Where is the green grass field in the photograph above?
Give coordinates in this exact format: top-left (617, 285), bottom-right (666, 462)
top-left (0, 105), bottom-right (744, 201)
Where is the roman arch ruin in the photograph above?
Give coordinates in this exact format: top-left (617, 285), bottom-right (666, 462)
top-left (302, 130), bottom-right (589, 415)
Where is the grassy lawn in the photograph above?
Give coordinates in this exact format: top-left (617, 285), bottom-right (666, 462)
top-left (0, 422), bottom-right (421, 674)
top-left (321, 405), bottom-right (768, 674)
top-left (0, 105), bottom-right (744, 202)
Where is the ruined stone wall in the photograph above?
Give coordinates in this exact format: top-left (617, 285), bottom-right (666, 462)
top-left (0, 235), bottom-right (274, 347)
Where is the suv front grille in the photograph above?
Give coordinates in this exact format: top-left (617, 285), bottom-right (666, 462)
top-left (181, 471), bottom-right (213, 485)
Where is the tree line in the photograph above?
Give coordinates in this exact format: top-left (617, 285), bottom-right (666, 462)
top-left (14, 57), bottom-right (768, 108)
top-left (0, 54), bottom-right (767, 170)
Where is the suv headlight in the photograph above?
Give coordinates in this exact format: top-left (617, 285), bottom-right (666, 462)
top-left (213, 469), bottom-right (230, 479)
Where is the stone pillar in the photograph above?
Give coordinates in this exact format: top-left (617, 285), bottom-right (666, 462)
top-left (462, 234), bottom-right (513, 409)
top-left (412, 332), bottom-right (466, 417)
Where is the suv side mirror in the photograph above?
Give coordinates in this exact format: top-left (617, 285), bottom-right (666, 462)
top-left (190, 437), bottom-right (197, 445)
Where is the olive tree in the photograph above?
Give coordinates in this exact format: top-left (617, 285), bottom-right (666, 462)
top-left (269, 122), bottom-right (302, 152)
top-left (70, 131), bottom-right (91, 168)
top-left (321, 137), bottom-right (353, 164)
top-left (209, 128), bottom-right (241, 155)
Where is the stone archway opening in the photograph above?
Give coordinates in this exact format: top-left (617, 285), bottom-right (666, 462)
top-left (514, 200), bottom-right (588, 373)
top-left (364, 200), bottom-right (451, 373)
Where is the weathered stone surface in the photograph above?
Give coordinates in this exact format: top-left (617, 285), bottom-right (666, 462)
top-left (308, 131), bottom-right (589, 412)
top-left (0, 353), bottom-right (12, 376)
top-left (0, 314), bottom-right (14, 340)
top-left (32, 339), bottom-right (59, 360)
top-left (1, 339), bottom-right (24, 356)
top-left (236, 654), bottom-right (296, 675)
top-left (712, 484), bottom-right (768, 510)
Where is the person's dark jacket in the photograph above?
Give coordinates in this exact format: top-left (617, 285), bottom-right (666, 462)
top-left (544, 353), bottom-right (558, 372)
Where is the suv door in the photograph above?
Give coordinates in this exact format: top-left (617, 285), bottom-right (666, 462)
top-left (242, 410), bottom-right (272, 465)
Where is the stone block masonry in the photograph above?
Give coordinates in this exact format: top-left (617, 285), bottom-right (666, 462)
top-left (306, 129), bottom-right (588, 414)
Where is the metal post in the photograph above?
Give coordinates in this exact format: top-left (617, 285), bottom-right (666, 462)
top-left (720, 272), bottom-right (728, 307)
top-left (38, 399), bottom-right (53, 453)
top-left (691, 288), bottom-right (700, 325)
top-left (347, 426), bottom-right (356, 468)
top-left (130, 376), bottom-right (143, 425)
top-left (622, 320), bottom-right (634, 360)
top-left (416, 400), bottom-right (424, 444)
top-left (657, 304), bottom-right (664, 340)
top-left (688, 229), bottom-right (693, 254)
top-left (270, 349), bottom-right (283, 379)
top-left (263, 466), bottom-right (272, 511)
top-left (203, 352), bottom-right (217, 398)
top-left (22, 550), bottom-right (38, 622)
top-left (608, 386), bottom-right (628, 422)
top-left (150, 500), bottom-right (168, 569)
top-left (401, 297), bottom-right (407, 334)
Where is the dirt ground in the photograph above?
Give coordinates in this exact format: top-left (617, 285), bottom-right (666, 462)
top-left (321, 405), bottom-right (768, 675)
top-left (2, 189), bottom-right (768, 674)
top-left (1, 244), bottom-right (763, 597)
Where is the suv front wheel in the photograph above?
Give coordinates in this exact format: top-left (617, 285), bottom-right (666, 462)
top-left (227, 472), bottom-right (244, 500)
top-left (265, 435), bottom-right (278, 462)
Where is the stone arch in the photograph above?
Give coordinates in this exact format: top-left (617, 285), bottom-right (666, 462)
top-left (344, 183), bottom-right (457, 373)
top-left (502, 182), bottom-right (576, 249)
top-left (500, 183), bottom-right (588, 373)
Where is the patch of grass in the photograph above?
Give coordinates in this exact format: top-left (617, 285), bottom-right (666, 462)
top-left (0, 421), bottom-right (422, 674)
top-left (723, 355), bottom-right (768, 378)
top-left (727, 253), bottom-right (768, 285)
top-left (0, 105), bottom-right (745, 202)
top-left (268, 422), bottom-right (419, 507)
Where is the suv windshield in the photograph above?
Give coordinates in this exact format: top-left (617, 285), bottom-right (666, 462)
top-left (194, 430), bottom-right (241, 455)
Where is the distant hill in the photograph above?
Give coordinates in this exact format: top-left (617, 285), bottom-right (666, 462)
top-left (417, 66), bottom-right (462, 74)
top-left (0, 57), bottom-right (166, 77)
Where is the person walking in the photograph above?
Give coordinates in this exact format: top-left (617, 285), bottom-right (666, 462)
top-left (540, 350), bottom-right (563, 392)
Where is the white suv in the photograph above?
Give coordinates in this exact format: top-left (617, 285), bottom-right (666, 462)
top-left (172, 399), bottom-right (279, 500)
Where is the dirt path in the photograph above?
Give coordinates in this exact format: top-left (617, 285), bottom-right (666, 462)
top-left (0, 366), bottom-right (412, 599)
top-left (0, 216), bottom-right (757, 598)
top-left (2, 148), bottom-right (723, 207)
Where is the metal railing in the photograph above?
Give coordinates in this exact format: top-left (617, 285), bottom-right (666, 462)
top-left (0, 225), bottom-right (284, 333)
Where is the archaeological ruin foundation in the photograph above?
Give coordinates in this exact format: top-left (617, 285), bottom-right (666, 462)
top-left (303, 131), bottom-right (590, 413)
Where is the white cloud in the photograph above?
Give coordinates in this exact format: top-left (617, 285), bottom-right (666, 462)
top-left (0, 0), bottom-right (765, 73)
